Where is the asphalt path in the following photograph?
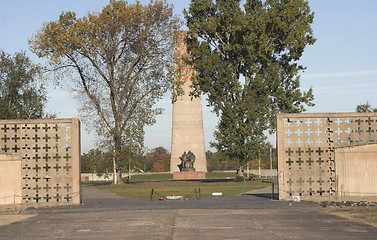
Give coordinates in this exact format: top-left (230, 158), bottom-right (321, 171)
top-left (0, 184), bottom-right (376, 239)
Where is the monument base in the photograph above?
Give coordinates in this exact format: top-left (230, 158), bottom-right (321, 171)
top-left (173, 171), bottom-right (206, 180)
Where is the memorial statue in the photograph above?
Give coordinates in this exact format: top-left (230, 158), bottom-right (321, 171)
top-left (177, 151), bottom-right (196, 172)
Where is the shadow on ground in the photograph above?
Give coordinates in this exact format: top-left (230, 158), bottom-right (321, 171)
top-left (245, 192), bottom-right (279, 200)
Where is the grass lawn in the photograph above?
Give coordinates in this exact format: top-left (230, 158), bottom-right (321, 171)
top-left (96, 180), bottom-right (271, 199)
top-left (128, 172), bottom-right (240, 181)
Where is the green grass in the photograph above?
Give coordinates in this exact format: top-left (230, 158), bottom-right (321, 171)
top-left (127, 172), bottom-right (257, 181)
top-left (96, 180), bottom-right (270, 199)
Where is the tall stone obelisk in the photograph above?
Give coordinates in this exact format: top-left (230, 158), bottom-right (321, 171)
top-left (170, 32), bottom-right (207, 174)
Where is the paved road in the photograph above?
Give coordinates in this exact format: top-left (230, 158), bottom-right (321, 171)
top-left (0, 185), bottom-right (376, 239)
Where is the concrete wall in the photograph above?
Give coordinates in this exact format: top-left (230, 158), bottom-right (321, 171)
top-left (335, 144), bottom-right (377, 198)
top-left (0, 154), bottom-right (22, 205)
top-left (81, 173), bottom-right (112, 182)
top-left (277, 112), bottom-right (377, 201)
top-left (170, 31), bottom-right (207, 173)
top-left (0, 119), bottom-right (80, 206)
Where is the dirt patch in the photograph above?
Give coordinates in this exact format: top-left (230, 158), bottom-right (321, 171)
top-left (0, 214), bottom-right (35, 226)
top-left (0, 205), bottom-right (36, 226)
top-left (322, 206), bottom-right (377, 227)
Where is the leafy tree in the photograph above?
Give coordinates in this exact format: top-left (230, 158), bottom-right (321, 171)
top-left (81, 149), bottom-right (112, 175)
top-left (260, 145), bottom-right (277, 169)
top-left (121, 144), bottom-right (148, 175)
top-left (206, 150), bottom-right (223, 171)
top-left (0, 51), bottom-right (47, 119)
top-left (30, 0), bottom-right (181, 184)
top-left (206, 150), bottom-right (239, 171)
top-left (185, 0), bottom-right (315, 166)
top-left (356, 101), bottom-right (377, 112)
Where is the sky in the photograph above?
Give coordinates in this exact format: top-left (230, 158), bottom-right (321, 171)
top-left (1, 1), bottom-right (377, 153)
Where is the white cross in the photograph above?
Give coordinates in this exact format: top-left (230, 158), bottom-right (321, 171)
top-left (285, 120), bottom-right (292, 126)
top-left (305, 128), bottom-right (313, 136)
top-left (295, 138), bottom-right (302, 146)
top-left (315, 128), bottom-right (323, 136)
top-left (295, 119), bottom-right (302, 126)
top-left (345, 118), bottom-right (351, 124)
top-left (345, 128), bottom-right (352, 135)
top-left (286, 129), bottom-right (293, 137)
top-left (65, 125), bottom-right (71, 132)
top-left (335, 118), bottom-right (343, 126)
top-left (286, 138), bottom-right (293, 146)
top-left (336, 138), bottom-right (342, 145)
top-left (315, 118), bottom-right (323, 126)
top-left (306, 138), bottom-right (314, 145)
top-left (316, 138), bottom-right (323, 146)
top-left (64, 134), bottom-right (71, 142)
top-left (305, 119), bottom-right (313, 126)
top-left (295, 129), bottom-right (302, 136)
top-left (335, 128), bottom-right (343, 136)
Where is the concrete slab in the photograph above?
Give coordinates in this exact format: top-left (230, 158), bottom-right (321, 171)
top-left (0, 185), bottom-right (376, 239)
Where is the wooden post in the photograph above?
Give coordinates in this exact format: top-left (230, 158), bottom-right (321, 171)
top-left (270, 147), bottom-right (273, 178)
top-left (258, 151), bottom-right (261, 177)
top-left (246, 160), bottom-right (249, 178)
top-left (150, 189), bottom-right (154, 200)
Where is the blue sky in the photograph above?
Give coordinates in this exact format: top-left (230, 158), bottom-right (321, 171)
top-left (1, 1), bottom-right (377, 153)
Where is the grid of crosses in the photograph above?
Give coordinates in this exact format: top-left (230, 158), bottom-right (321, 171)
top-left (278, 113), bottom-right (377, 199)
top-left (0, 120), bottom-right (75, 204)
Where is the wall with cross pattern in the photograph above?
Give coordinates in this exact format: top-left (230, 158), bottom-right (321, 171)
top-left (0, 119), bottom-right (80, 205)
top-left (277, 113), bottom-right (377, 200)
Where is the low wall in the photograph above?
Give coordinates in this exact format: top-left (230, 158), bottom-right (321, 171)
top-left (173, 171), bottom-right (206, 180)
top-left (81, 170), bottom-right (277, 182)
top-left (214, 169), bottom-right (277, 177)
top-left (81, 173), bottom-right (112, 182)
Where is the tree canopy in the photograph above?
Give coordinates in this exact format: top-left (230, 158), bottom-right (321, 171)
top-left (356, 102), bottom-right (377, 113)
top-left (30, 0), bottom-right (181, 183)
top-left (148, 146), bottom-right (170, 172)
top-left (0, 50), bottom-right (47, 119)
top-left (185, 0), bottom-right (315, 165)
top-left (81, 149), bottom-right (112, 175)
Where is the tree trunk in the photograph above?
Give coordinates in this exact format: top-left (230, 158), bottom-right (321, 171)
top-left (112, 148), bottom-right (118, 184)
top-left (113, 133), bottom-right (125, 184)
top-left (117, 169), bottom-right (123, 184)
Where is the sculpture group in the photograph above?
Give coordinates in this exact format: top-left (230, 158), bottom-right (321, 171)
top-left (177, 151), bottom-right (196, 172)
